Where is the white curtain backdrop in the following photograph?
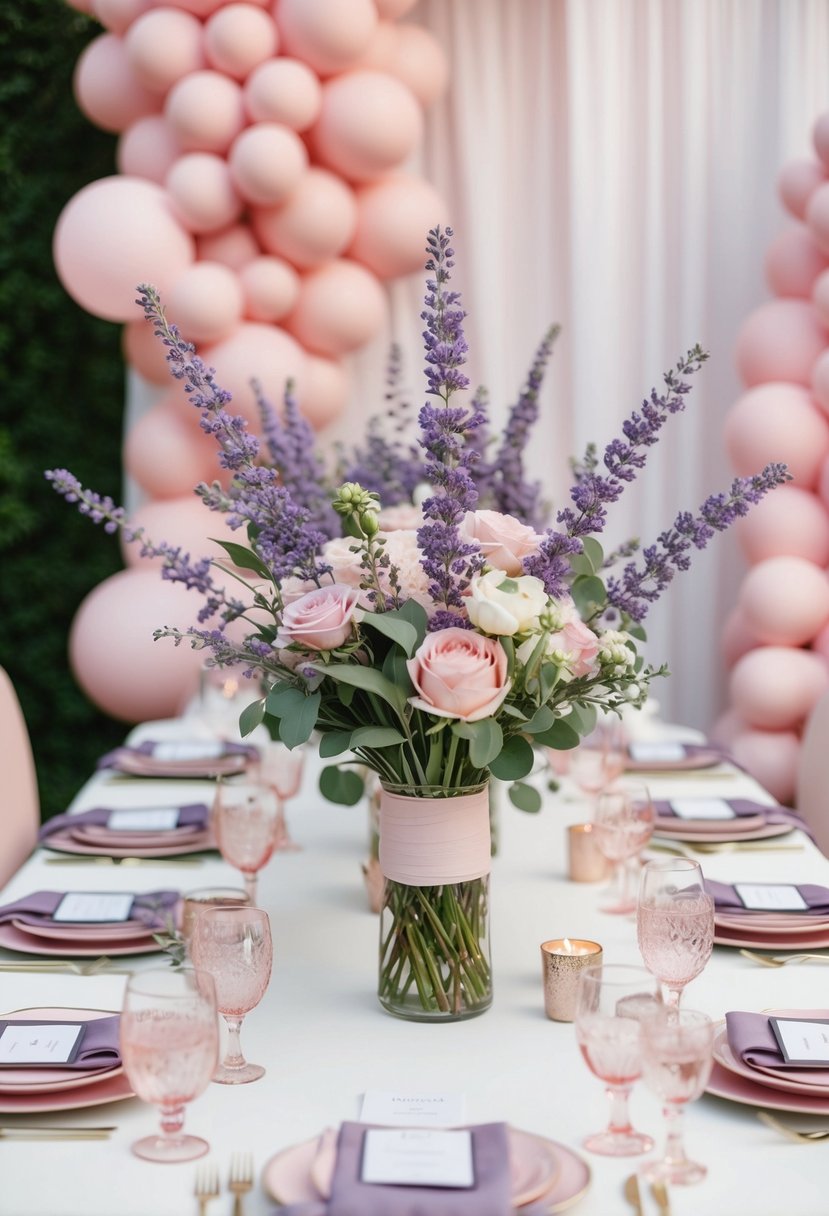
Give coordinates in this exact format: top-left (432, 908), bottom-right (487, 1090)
top-left (126, 0), bottom-right (829, 731)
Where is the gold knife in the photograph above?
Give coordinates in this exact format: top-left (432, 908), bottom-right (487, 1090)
top-left (650, 1179), bottom-right (671, 1215)
top-left (623, 1173), bottom-right (643, 1216)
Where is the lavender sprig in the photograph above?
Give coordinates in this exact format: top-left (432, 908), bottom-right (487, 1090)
top-left (417, 227), bottom-right (487, 619)
top-left (254, 379), bottom-right (338, 536)
top-left (606, 463), bottom-right (792, 621)
top-left (339, 346), bottom-right (423, 507)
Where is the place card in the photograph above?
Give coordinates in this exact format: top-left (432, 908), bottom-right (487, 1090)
top-left (150, 741), bottom-right (224, 762)
top-left (361, 1128), bottom-right (474, 1188)
top-left (669, 798), bottom-right (736, 821)
top-left (628, 741), bottom-right (686, 762)
top-left (770, 1017), bottom-right (829, 1066)
top-left (52, 892), bottom-right (136, 923)
top-left (734, 883), bottom-right (809, 912)
top-left (360, 1090), bottom-right (467, 1127)
top-left (0, 1022), bottom-right (84, 1066)
top-left (107, 807), bottom-right (181, 832)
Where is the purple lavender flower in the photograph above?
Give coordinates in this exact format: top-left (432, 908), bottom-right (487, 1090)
top-left (254, 379), bottom-right (338, 536)
top-left (606, 463), bottom-right (792, 621)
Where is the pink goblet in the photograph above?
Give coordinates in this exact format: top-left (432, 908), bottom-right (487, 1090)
top-left (212, 778), bottom-right (281, 902)
top-left (120, 968), bottom-right (218, 1163)
top-left (637, 858), bottom-right (715, 1008)
top-left (640, 1008), bottom-right (715, 1184)
top-left (592, 783), bottom-right (655, 914)
top-left (189, 906), bottom-right (273, 1085)
top-left (254, 740), bottom-right (306, 851)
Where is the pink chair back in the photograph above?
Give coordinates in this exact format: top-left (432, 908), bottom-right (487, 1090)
top-left (796, 687), bottom-right (829, 859)
top-left (0, 667), bottom-right (39, 886)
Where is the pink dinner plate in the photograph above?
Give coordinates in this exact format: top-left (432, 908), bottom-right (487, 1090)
top-left (653, 814), bottom-right (767, 836)
top-left (10, 919), bottom-right (156, 945)
top-left (42, 827), bottom-right (214, 859)
top-left (0, 921), bottom-right (161, 958)
top-left (110, 753), bottom-right (250, 779)
top-left (714, 923), bottom-right (829, 949)
top-left (706, 1059), bottom-right (829, 1115)
top-left (262, 1128), bottom-right (591, 1213)
top-left (651, 822), bottom-right (794, 844)
top-left (714, 912), bottom-right (829, 933)
top-left (624, 749), bottom-right (723, 772)
top-left (712, 1016), bottom-right (829, 1097)
top-left (0, 1007), bottom-right (123, 1094)
top-left (0, 1069), bottom-right (134, 1114)
top-left (71, 824), bottom-right (203, 846)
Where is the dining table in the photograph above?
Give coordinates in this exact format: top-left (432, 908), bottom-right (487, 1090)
top-left (2, 714), bottom-right (829, 1216)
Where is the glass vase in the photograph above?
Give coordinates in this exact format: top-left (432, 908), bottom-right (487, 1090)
top-left (377, 785), bottom-right (492, 1022)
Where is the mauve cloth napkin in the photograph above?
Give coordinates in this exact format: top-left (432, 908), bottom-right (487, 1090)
top-left (0, 1014), bottom-right (121, 1071)
top-left (705, 879), bottom-right (829, 916)
top-left (278, 1122), bottom-right (514, 1216)
top-left (96, 740), bottom-right (258, 770)
top-left (0, 890), bottom-right (179, 929)
top-left (726, 1010), bottom-right (829, 1077)
top-left (38, 803), bottom-right (209, 841)
top-left (653, 799), bottom-right (812, 834)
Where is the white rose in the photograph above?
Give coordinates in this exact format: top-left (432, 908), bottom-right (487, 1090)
top-left (466, 570), bottom-right (548, 636)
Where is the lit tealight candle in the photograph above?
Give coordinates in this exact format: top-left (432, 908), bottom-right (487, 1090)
top-left (540, 937), bottom-right (603, 1022)
top-left (567, 823), bottom-right (610, 883)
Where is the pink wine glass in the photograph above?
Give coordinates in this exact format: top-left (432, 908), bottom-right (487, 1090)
top-left (592, 783), bottom-right (655, 914)
top-left (570, 739), bottom-right (626, 800)
top-left (189, 906), bottom-right (273, 1085)
top-left (254, 741), bottom-right (306, 852)
top-left (574, 963), bottom-right (660, 1156)
top-left (637, 858), bottom-right (715, 1008)
top-left (640, 1008), bottom-right (715, 1184)
top-left (212, 779), bottom-right (281, 903)
top-left (120, 968), bottom-right (218, 1163)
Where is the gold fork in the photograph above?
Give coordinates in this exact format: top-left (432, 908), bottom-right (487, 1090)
top-left (0, 956), bottom-right (115, 975)
top-left (229, 1151), bottom-right (254, 1216)
top-left (194, 1161), bottom-right (220, 1216)
top-left (0, 1125), bottom-right (116, 1140)
top-left (758, 1111), bottom-right (829, 1142)
top-left (739, 949), bottom-right (829, 967)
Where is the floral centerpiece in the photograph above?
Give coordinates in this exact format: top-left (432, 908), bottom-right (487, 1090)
top-left (48, 226), bottom-right (788, 1021)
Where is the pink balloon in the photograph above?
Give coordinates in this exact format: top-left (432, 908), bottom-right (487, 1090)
top-left (735, 484), bottom-right (829, 565)
top-left (124, 8), bottom-right (205, 93)
top-left (778, 158), bottom-right (827, 221)
top-left (730, 646), bottom-right (829, 730)
top-left (309, 71), bottom-right (423, 183)
top-left (123, 318), bottom-right (175, 385)
top-left (124, 393), bottom-right (218, 498)
top-left (734, 299), bottom-right (827, 388)
top-left (166, 152), bottom-right (242, 233)
top-left (298, 353), bottom-right (350, 429)
top-left (120, 494), bottom-right (241, 569)
top-left (239, 256), bottom-right (300, 322)
top-left (204, 4), bottom-right (278, 79)
top-left (70, 568), bottom-right (206, 722)
top-left (200, 321), bottom-right (308, 427)
top-left (818, 453), bottom-right (829, 508)
top-left (93, 0), bottom-right (152, 33)
top-left (53, 176), bottom-right (195, 322)
top-left (813, 267), bottom-right (829, 329)
top-left (73, 33), bottom-right (159, 133)
top-left (228, 123), bottom-right (308, 207)
top-left (352, 20), bottom-right (399, 71)
top-left (805, 182), bottom-right (829, 256)
top-left (724, 382), bottom-right (829, 489)
top-left (197, 222), bottom-right (261, 269)
top-left (814, 112), bottom-right (829, 171)
top-left (720, 607), bottom-right (760, 669)
top-left (168, 262), bottom-right (244, 344)
top-left (373, 0), bottom-right (417, 15)
top-left (251, 168), bottom-right (356, 268)
top-left (383, 23), bottom-right (450, 106)
top-left (764, 224), bottom-right (828, 298)
top-left (243, 57), bottom-right (322, 130)
top-left (729, 728), bottom-right (800, 804)
top-left (276, 0), bottom-right (378, 76)
top-left (285, 259), bottom-right (387, 357)
top-left (709, 708), bottom-right (747, 748)
top-left (811, 348), bottom-right (829, 413)
top-left (165, 70), bottom-right (246, 153)
top-left (348, 174), bottom-right (449, 279)
top-left (117, 115), bottom-right (181, 183)
top-left (811, 618), bottom-right (829, 664)
top-left (739, 555), bottom-right (829, 646)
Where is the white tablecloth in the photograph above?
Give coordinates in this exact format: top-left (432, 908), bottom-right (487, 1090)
top-left (2, 720), bottom-right (829, 1216)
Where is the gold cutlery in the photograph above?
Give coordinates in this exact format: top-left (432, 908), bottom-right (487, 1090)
top-left (650, 1178), bottom-right (671, 1214)
top-left (0, 957), bottom-right (115, 975)
top-left (45, 855), bottom-right (207, 866)
top-left (649, 839), bottom-right (802, 857)
top-left (228, 1152), bottom-right (254, 1216)
top-left (740, 949), bottom-right (829, 967)
top-left (0, 1125), bottom-right (116, 1140)
top-left (758, 1111), bottom-right (829, 1142)
top-left (194, 1161), bottom-right (220, 1216)
top-left (623, 1173), bottom-right (643, 1215)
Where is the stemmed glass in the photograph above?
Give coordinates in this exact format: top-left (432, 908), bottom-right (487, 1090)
top-left (574, 963), bottom-right (661, 1156)
top-left (212, 778), bottom-right (281, 902)
top-left (255, 740), bottom-right (306, 852)
top-left (592, 783), bottom-right (655, 914)
top-left (189, 906), bottom-right (273, 1085)
top-left (637, 858), bottom-right (715, 1008)
top-left (569, 734), bottom-right (626, 800)
top-left (640, 1008), bottom-right (715, 1184)
top-left (120, 968), bottom-right (219, 1162)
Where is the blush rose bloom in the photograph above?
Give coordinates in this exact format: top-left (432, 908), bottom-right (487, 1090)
top-left (407, 627), bottom-right (511, 721)
top-left (516, 601), bottom-right (600, 679)
top-left (465, 570), bottom-right (548, 636)
top-left (276, 584), bottom-right (361, 651)
top-left (460, 509), bottom-right (543, 575)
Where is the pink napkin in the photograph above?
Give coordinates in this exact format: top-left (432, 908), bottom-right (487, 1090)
top-left (706, 880), bottom-right (829, 916)
top-left (38, 803), bottom-right (208, 842)
top-left (96, 740), bottom-right (258, 771)
top-left (0, 890), bottom-right (179, 930)
top-left (725, 1010), bottom-right (829, 1080)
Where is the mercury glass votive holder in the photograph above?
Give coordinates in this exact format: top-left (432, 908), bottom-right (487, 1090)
top-left (541, 938), bottom-right (604, 1022)
top-left (567, 823), bottom-right (611, 882)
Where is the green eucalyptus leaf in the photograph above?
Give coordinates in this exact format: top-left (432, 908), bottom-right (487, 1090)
top-left (489, 733), bottom-right (534, 780)
top-left (319, 730), bottom-right (353, 758)
top-left (531, 718), bottom-right (581, 751)
top-left (266, 683), bottom-right (303, 718)
top-left (382, 647), bottom-right (413, 694)
top-left (568, 554), bottom-right (594, 578)
top-left (351, 726), bottom-right (406, 749)
top-left (309, 663), bottom-right (407, 715)
top-left (508, 781), bottom-right (542, 813)
top-left (566, 702), bottom-right (597, 737)
top-left (522, 704), bottom-right (556, 735)
top-left (360, 611), bottom-right (418, 657)
top-left (319, 765), bottom-right (365, 805)
top-left (209, 539), bottom-right (273, 579)
top-left (238, 697), bottom-right (266, 738)
top-left (629, 623), bottom-right (647, 642)
top-left (581, 537), bottom-right (604, 571)
top-left (278, 690), bottom-right (321, 749)
top-left (571, 574), bottom-right (607, 618)
top-left (451, 718), bottom-right (503, 769)
top-left (395, 598), bottom-right (429, 647)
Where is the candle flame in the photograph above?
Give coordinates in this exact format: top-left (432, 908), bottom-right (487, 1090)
top-left (563, 937), bottom-right (574, 954)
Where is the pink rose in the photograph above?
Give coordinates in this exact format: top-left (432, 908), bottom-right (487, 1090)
top-left (407, 627), bottom-right (511, 722)
top-left (460, 509), bottom-right (543, 575)
top-left (277, 584), bottom-right (361, 651)
top-left (549, 617), bottom-right (600, 677)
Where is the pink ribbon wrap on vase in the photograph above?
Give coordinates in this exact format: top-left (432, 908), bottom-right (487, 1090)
top-left (378, 788), bottom-right (492, 886)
